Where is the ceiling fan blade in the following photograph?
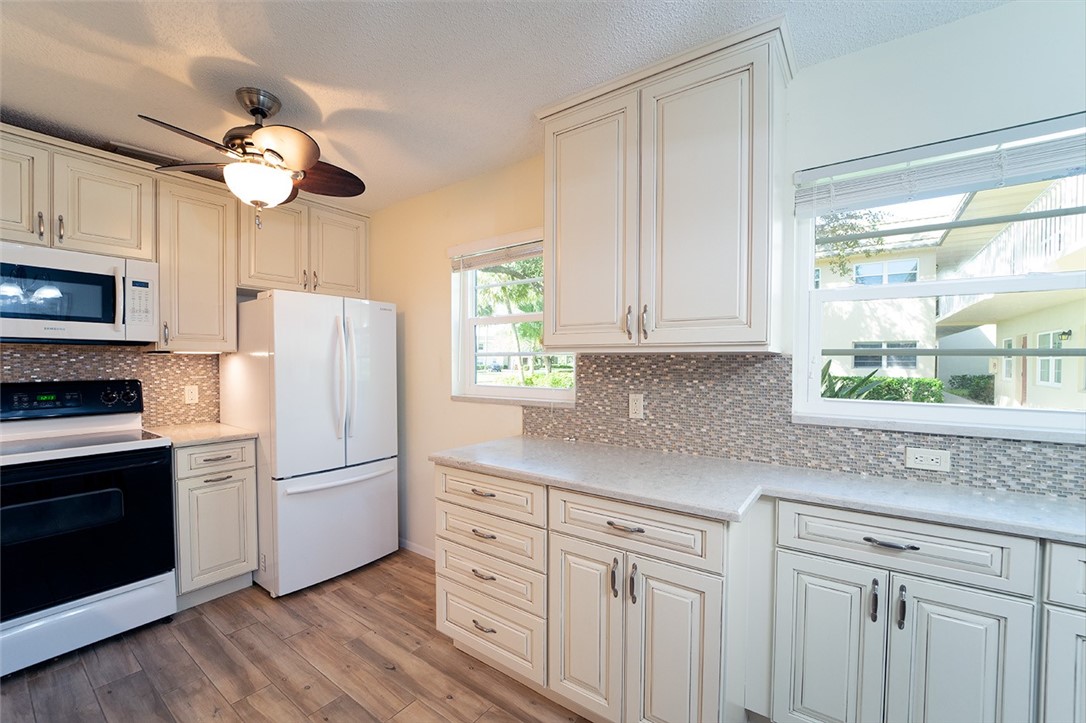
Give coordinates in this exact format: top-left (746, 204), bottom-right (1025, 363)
top-left (139, 115), bottom-right (242, 159)
top-left (155, 162), bottom-right (226, 183)
top-left (285, 184), bottom-right (300, 204)
top-left (297, 160), bottom-right (366, 197)
top-left (251, 125), bottom-right (320, 170)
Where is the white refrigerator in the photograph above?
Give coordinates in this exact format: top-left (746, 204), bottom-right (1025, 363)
top-left (221, 290), bottom-right (398, 597)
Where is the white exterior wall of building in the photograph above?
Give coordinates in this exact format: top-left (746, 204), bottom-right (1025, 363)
top-left (995, 299), bottom-right (1086, 411)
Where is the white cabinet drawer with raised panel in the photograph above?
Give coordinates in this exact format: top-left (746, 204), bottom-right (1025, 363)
top-left (777, 501), bottom-right (1039, 596)
top-left (435, 466), bottom-right (546, 527)
top-left (549, 489), bottom-right (725, 574)
top-left (437, 577), bottom-right (546, 686)
top-left (1046, 542), bottom-right (1086, 609)
top-left (176, 440), bottom-right (255, 479)
top-left (436, 538), bottom-right (546, 617)
top-left (436, 501), bottom-right (547, 573)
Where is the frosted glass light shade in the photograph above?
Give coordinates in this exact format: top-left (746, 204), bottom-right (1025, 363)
top-left (223, 161), bottom-right (293, 208)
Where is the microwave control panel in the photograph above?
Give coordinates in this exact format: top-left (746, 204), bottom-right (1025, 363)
top-left (126, 279), bottom-right (153, 325)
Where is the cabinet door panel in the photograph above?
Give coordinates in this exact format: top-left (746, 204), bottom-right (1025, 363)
top-left (1042, 606), bottom-right (1086, 723)
top-left (625, 555), bottom-right (723, 723)
top-left (53, 154), bottom-right (154, 259)
top-left (640, 47), bottom-right (769, 345)
top-left (548, 533), bottom-right (623, 723)
top-left (238, 203), bottom-right (308, 290)
top-left (310, 206), bottom-right (367, 298)
top-left (886, 573), bottom-right (1035, 723)
top-left (157, 182), bottom-right (237, 351)
top-left (178, 467), bottom-right (257, 594)
top-left (543, 93), bottom-right (639, 347)
top-left (773, 551), bottom-right (888, 723)
top-left (0, 137), bottom-right (49, 245)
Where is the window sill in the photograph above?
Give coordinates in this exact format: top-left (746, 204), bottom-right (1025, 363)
top-left (791, 412), bottom-right (1085, 445)
top-left (451, 394), bottom-right (576, 410)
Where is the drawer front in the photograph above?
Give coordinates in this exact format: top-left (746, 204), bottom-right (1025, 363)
top-left (777, 501), bottom-right (1039, 596)
top-left (549, 490), bottom-right (725, 574)
top-left (176, 440), bottom-right (255, 479)
top-left (435, 538), bottom-right (546, 617)
top-left (1047, 542), bottom-right (1086, 609)
top-left (435, 466), bottom-right (546, 527)
top-left (436, 577), bottom-right (545, 686)
top-left (436, 501), bottom-right (546, 572)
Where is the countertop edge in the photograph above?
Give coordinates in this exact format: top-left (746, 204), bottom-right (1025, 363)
top-left (147, 423), bottom-right (258, 448)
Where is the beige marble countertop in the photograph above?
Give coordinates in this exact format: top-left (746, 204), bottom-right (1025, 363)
top-left (147, 422), bottom-right (257, 448)
top-left (429, 436), bottom-right (1086, 545)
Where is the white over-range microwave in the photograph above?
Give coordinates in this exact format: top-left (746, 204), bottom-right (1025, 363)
top-left (0, 244), bottom-right (158, 343)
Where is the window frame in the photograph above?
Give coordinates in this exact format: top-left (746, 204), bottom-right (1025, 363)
top-left (853, 258), bottom-right (919, 286)
top-left (449, 228), bottom-right (575, 406)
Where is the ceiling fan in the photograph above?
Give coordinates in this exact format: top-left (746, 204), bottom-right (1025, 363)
top-left (139, 87), bottom-right (365, 210)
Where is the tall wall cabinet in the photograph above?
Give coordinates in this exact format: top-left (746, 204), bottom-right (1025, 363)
top-left (540, 26), bottom-right (791, 352)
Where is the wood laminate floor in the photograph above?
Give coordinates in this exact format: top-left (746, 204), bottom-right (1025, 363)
top-left (0, 550), bottom-right (586, 723)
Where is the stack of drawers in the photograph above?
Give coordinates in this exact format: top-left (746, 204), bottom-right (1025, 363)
top-left (434, 466), bottom-right (547, 686)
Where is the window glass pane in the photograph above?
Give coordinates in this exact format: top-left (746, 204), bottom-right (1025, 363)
top-left (820, 289), bottom-right (1084, 411)
top-left (475, 354), bottom-right (575, 389)
top-left (473, 258), bottom-right (544, 317)
top-left (474, 321), bottom-right (544, 355)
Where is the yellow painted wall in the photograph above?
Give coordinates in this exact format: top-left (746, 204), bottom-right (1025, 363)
top-left (369, 154), bottom-right (544, 556)
top-left (995, 299), bottom-right (1086, 411)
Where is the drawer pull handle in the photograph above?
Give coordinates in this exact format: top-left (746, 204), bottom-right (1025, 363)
top-left (203, 474), bottom-right (233, 484)
top-left (471, 568), bottom-right (497, 582)
top-left (607, 520), bottom-right (646, 534)
top-left (863, 535), bottom-right (919, 552)
top-left (610, 557), bottom-right (619, 598)
top-left (472, 619), bottom-right (497, 634)
top-left (897, 585), bottom-right (907, 630)
top-left (470, 488), bottom-right (497, 498)
top-left (629, 562), bottom-right (638, 604)
top-left (202, 454), bottom-right (234, 462)
top-left (870, 579), bottom-right (879, 623)
top-left (471, 528), bottom-right (497, 540)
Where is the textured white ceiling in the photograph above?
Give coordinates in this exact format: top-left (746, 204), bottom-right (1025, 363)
top-left (0, 1), bottom-right (1007, 213)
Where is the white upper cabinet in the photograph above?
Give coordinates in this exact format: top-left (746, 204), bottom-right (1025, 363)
top-left (238, 201), bottom-right (369, 299)
top-left (0, 136), bottom-right (50, 246)
top-left (541, 28), bottom-right (790, 352)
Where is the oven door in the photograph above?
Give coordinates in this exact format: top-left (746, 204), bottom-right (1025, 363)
top-left (0, 244), bottom-right (126, 342)
top-left (0, 446), bottom-right (174, 621)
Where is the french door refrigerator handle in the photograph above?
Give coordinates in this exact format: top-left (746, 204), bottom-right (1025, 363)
top-left (335, 315), bottom-right (346, 439)
top-left (345, 315), bottom-right (356, 438)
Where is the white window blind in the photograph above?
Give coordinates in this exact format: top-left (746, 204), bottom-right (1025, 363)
top-left (795, 118), bottom-right (1086, 216)
top-left (450, 241), bottom-right (543, 272)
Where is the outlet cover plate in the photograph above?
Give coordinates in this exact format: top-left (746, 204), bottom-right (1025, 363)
top-left (905, 446), bottom-right (951, 472)
top-left (184, 385), bottom-right (199, 405)
top-left (629, 393), bottom-right (644, 420)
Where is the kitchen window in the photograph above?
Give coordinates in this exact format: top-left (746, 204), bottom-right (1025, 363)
top-left (793, 114), bottom-right (1086, 443)
top-left (450, 229), bottom-right (574, 405)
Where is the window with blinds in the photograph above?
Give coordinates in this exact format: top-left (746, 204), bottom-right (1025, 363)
top-left (793, 113), bottom-right (1086, 443)
top-left (449, 232), bottom-right (574, 404)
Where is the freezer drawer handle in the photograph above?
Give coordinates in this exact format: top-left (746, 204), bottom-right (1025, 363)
top-left (471, 528), bottom-right (498, 540)
top-left (470, 488), bottom-right (497, 498)
top-left (201, 454), bottom-right (234, 463)
top-left (202, 475), bottom-right (233, 484)
top-left (471, 568), bottom-right (497, 582)
top-left (863, 535), bottom-right (920, 552)
top-left (284, 467), bottom-right (393, 495)
top-left (472, 619), bottom-right (497, 634)
top-left (607, 520), bottom-right (646, 534)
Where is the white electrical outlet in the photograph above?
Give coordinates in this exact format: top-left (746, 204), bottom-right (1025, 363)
top-left (629, 393), bottom-right (645, 420)
top-left (184, 385), bottom-right (199, 404)
top-left (905, 446), bottom-right (951, 472)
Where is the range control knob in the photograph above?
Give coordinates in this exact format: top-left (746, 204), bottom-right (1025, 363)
top-left (121, 389), bottom-right (138, 405)
top-left (101, 390), bottom-right (119, 405)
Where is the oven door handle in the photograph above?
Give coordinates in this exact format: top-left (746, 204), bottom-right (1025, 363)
top-left (114, 266), bottom-right (124, 331)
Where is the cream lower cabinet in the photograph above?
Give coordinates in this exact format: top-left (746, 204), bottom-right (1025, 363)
top-left (773, 503), bottom-right (1038, 723)
top-left (153, 181), bottom-right (238, 351)
top-left (1041, 542), bottom-right (1086, 723)
top-left (549, 533), bottom-right (723, 723)
top-left (175, 440), bottom-right (257, 594)
top-left (239, 201), bottom-right (369, 299)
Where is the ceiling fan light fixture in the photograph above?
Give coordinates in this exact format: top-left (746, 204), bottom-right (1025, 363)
top-left (223, 159), bottom-right (293, 208)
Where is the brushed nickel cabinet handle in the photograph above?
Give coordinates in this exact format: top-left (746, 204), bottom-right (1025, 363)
top-left (471, 528), bottom-right (497, 540)
top-left (624, 305), bottom-right (633, 340)
top-left (897, 584), bottom-right (907, 630)
top-left (471, 568), bottom-right (497, 582)
top-left (863, 535), bottom-right (920, 552)
top-left (472, 619), bottom-right (497, 634)
top-left (57, 214), bottom-right (65, 241)
top-left (610, 557), bottom-right (619, 598)
top-left (302, 269), bottom-right (308, 290)
top-left (163, 322), bottom-right (170, 346)
top-left (629, 562), bottom-right (638, 604)
top-left (202, 474), bottom-right (233, 484)
top-left (37, 211), bottom-right (45, 240)
top-left (470, 488), bottom-right (497, 498)
top-left (607, 520), bottom-right (646, 534)
top-left (201, 455), bottom-right (233, 462)
top-left (870, 579), bottom-right (879, 623)
top-left (313, 271), bottom-right (319, 290)
top-left (641, 304), bottom-right (648, 340)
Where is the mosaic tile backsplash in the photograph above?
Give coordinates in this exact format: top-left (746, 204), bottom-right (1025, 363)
top-left (1, 343), bottom-right (219, 427)
top-left (523, 354), bottom-right (1086, 500)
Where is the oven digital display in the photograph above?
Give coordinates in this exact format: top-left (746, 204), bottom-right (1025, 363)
top-left (36, 394), bottom-right (57, 402)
